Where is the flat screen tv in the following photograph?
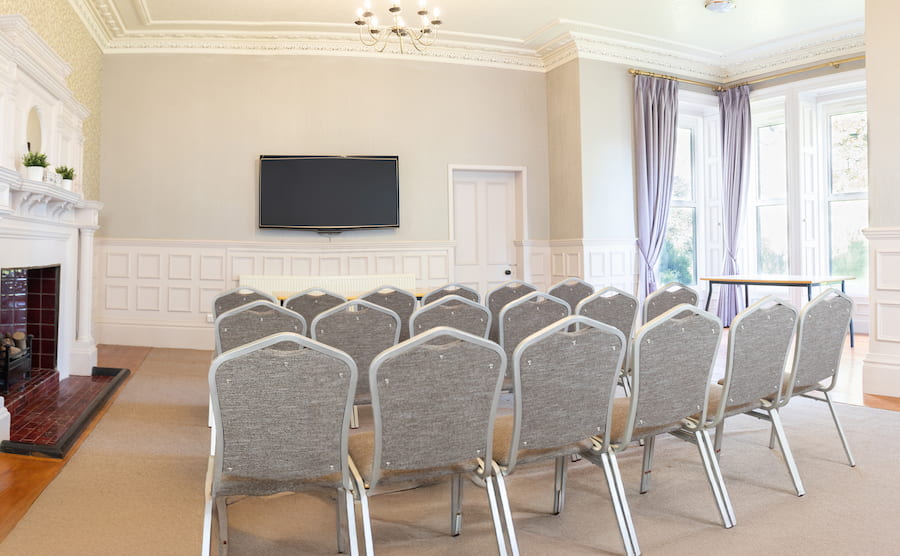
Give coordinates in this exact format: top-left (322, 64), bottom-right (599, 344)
top-left (258, 155), bottom-right (400, 231)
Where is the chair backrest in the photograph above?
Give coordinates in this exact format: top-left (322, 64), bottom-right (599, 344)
top-left (576, 286), bottom-right (639, 346)
top-left (214, 300), bottom-right (307, 354)
top-left (716, 296), bottom-right (797, 421)
top-left (486, 280), bottom-right (538, 342)
top-left (548, 277), bottom-right (595, 313)
top-left (502, 316), bottom-right (626, 472)
top-left (367, 327), bottom-right (506, 488)
top-left (284, 288), bottom-right (347, 335)
top-left (622, 304), bottom-right (722, 443)
top-left (498, 292), bottom-right (571, 377)
top-left (642, 281), bottom-right (699, 324)
top-left (359, 285), bottom-right (417, 342)
top-left (311, 299), bottom-right (401, 400)
top-left (784, 288), bottom-right (853, 400)
top-left (421, 283), bottom-right (481, 306)
top-left (210, 332), bottom-right (356, 495)
top-left (409, 294), bottom-right (491, 340)
top-left (212, 286), bottom-right (277, 318)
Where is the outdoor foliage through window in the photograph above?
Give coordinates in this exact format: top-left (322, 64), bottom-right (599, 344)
top-left (659, 127), bottom-right (697, 285)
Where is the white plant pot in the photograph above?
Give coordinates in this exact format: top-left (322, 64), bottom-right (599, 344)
top-left (62, 179), bottom-right (73, 191)
top-left (25, 166), bottom-right (44, 181)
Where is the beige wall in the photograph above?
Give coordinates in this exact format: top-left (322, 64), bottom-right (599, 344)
top-left (578, 59), bottom-right (635, 241)
top-left (0, 0), bottom-right (103, 200)
top-left (546, 60), bottom-right (584, 240)
top-left (99, 54), bottom-right (550, 242)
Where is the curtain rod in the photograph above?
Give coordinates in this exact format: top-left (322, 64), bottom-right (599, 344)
top-left (628, 55), bottom-right (865, 92)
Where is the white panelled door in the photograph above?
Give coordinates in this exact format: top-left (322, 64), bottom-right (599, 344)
top-left (452, 170), bottom-right (519, 298)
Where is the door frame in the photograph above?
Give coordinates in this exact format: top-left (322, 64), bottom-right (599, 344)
top-left (447, 164), bottom-right (528, 282)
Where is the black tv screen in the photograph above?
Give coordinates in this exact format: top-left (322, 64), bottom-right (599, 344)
top-left (258, 155), bottom-right (400, 230)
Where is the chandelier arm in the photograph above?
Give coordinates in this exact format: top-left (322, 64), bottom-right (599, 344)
top-left (358, 25), bottom-right (379, 47)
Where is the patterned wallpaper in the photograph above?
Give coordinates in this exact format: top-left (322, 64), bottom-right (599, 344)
top-left (0, 0), bottom-right (102, 200)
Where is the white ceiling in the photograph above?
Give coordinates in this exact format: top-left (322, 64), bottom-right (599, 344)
top-left (71, 0), bottom-right (865, 80)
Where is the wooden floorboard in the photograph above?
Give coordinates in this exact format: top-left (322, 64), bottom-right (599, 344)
top-left (0, 345), bottom-right (149, 542)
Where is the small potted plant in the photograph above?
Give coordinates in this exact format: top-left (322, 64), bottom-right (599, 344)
top-left (55, 166), bottom-right (75, 190)
top-left (22, 152), bottom-right (49, 181)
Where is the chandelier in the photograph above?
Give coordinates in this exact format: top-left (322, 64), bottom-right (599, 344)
top-left (354, 1), bottom-right (443, 53)
top-left (704, 0), bottom-right (736, 13)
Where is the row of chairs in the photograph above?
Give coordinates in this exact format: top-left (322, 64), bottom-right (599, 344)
top-left (202, 283), bottom-right (855, 555)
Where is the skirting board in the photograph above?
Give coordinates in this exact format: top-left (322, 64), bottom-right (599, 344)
top-left (863, 353), bottom-right (900, 398)
top-left (96, 321), bottom-right (214, 350)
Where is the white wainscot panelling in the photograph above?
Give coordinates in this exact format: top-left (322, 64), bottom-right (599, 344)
top-left (876, 251), bottom-right (900, 291)
top-left (876, 303), bottom-right (900, 343)
top-left (94, 239), bottom-right (453, 348)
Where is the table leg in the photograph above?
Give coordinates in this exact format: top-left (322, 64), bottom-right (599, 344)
top-left (842, 280), bottom-right (855, 348)
top-left (807, 285), bottom-right (812, 302)
top-left (744, 285), bottom-right (749, 308)
top-left (705, 281), bottom-right (713, 311)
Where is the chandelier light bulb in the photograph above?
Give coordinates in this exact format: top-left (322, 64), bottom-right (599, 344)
top-left (704, 0), bottom-right (736, 13)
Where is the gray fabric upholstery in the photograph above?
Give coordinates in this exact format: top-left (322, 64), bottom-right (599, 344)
top-left (311, 301), bottom-right (400, 400)
top-left (630, 307), bottom-right (721, 439)
top-left (718, 301), bottom-right (796, 418)
top-left (366, 332), bottom-right (504, 487)
top-left (212, 287), bottom-right (276, 318)
top-left (284, 288), bottom-right (346, 335)
top-left (360, 286), bottom-right (417, 342)
top-left (576, 287), bottom-right (639, 343)
top-left (215, 302), bottom-right (307, 355)
top-left (548, 278), bottom-right (595, 313)
top-left (409, 295), bottom-right (490, 340)
top-left (498, 321), bottom-right (624, 470)
top-left (787, 291), bottom-right (852, 399)
top-left (643, 282), bottom-right (699, 323)
top-left (211, 341), bottom-right (355, 497)
top-left (421, 283), bottom-right (480, 305)
top-left (486, 280), bottom-right (537, 342)
top-left (498, 292), bottom-right (570, 378)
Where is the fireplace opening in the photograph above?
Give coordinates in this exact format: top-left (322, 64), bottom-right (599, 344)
top-left (1, 266), bottom-right (59, 392)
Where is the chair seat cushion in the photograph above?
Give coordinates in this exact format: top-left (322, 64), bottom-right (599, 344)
top-left (215, 471), bottom-right (342, 498)
top-left (609, 397), bottom-right (684, 443)
top-left (491, 414), bottom-right (593, 469)
top-left (706, 383), bottom-right (762, 419)
top-left (348, 431), bottom-right (479, 489)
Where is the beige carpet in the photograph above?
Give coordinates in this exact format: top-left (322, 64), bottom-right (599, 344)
top-left (1, 347), bottom-right (898, 555)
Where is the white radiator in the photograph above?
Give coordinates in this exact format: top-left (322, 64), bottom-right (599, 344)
top-left (239, 274), bottom-right (417, 297)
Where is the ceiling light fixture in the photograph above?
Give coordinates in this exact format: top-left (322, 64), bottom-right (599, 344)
top-left (705, 0), bottom-right (736, 13)
top-left (355, 0), bottom-right (442, 53)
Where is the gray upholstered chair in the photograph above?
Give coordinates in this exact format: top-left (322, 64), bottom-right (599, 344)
top-left (359, 285), bottom-right (417, 342)
top-left (491, 316), bottom-right (638, 556)
top-left (214, 300), bottom-right (306, 355)
top-left (212, 286), bottom-right (277, 319)
top-left (702, 296), bottom-right (804, 495)
top-left (421, 282), bottom-right (481, 305)
top-left (548, 277), bottom-right (595, 313)
top-left (205, 332), bottom-right (359, 556)
top-left (641, 281), bottom-right (699, 324)
top-left (284, 287), bottom-right (347, 335)
top-left (409, 294), bottom-right (491, 340)
top-left (776, 288), bottom-right (856, 468)
top-left (311, 299), bottom-right (401, 428)
top-left (497, 292), bottom-right (570, 385)
top-left (576, 287), bottom-right (640, 394)
top-left (347, 327), bottom-right (514, 555)
top-left (611, 304), bottom-right (735, 529)
top-left (486, 280), bottom-right (537, 342)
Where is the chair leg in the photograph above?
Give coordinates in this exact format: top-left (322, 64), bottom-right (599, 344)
top-left (768, 422), bottom-right (776, 450)
top-left (451, 474), bottom-right (463, 536)
top-left (337, 488), bottom-right (348, 553)
top-left (344, 487), bottom-right (360, 556)
top-left (215, 496), bottom-right (229, 556)
top-left (483, 474), bottom-right (511, 556)
top-left (201, 459), bottom-right (215, 556)
top-left (491, 465), bottom-right (520, 556)
top-left (714, 421), bottom-right (724, 461)
top-left (639, 436), bottom-right (655, 494)
top-left (350, 405), bottom-right (360, 429)
top-left (824, 391), bottom-right (856, 467)
top-left (600, 451), bottom-right (640, 556)
top-left (695, 430), bottom-right (735, 529)
top-left (357, 489), bottom-right (375, 556)
top-left (553, 456), bottom-right (568, 515)
top-left (769, 409), bottom-right (805, 497)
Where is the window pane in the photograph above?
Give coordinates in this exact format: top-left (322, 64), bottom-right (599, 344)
top-left (757, 205), bottom-right (788, 274)
top-left (830, 111), bottom-right (868, 195)
top-left (672, 127), bottom-right (693, 201)
top-left (757, 124), bottom-right (787, 201)
top-left (830, 199), bottom-right (868, 281)
top-left (659, 207), bottom-right (696, 285)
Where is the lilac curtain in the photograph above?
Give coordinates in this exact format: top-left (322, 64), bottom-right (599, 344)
top-left (634, 75), bottom-right (679, 300)
top-left (717, 85), bottom-right (752, 326)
